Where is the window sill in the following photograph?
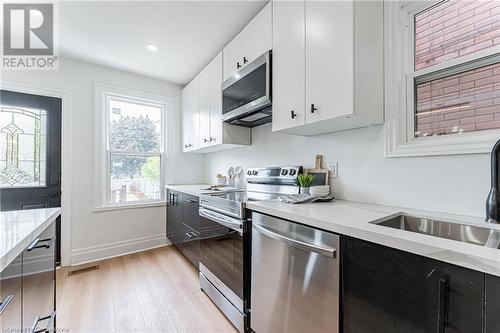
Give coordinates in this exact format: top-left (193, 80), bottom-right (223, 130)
top-left (92, 201), bottom-right (166, 212)
top-left (386, 124), bottom-right (498, 158)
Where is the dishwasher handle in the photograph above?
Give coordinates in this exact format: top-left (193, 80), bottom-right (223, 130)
top-left (253, 223), bottom-right (337, 258)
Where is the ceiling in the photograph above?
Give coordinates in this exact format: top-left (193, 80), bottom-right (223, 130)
top-left (59, 1), bottom-right (268, 85)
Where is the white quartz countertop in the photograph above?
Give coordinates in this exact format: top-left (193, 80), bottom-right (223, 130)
top-left (165, 184), bottom-right (241, 197)
top-left (0, 207), bottom-right (61, 271)
top-left (246, 200), bottom-right (500, 277)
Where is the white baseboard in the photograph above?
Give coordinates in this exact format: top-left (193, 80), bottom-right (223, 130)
top-left (70, 234), bottom-right (170, 266)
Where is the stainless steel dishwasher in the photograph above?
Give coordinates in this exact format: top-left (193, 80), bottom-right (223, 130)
top-left (250, 212), bottom-right (340, 333)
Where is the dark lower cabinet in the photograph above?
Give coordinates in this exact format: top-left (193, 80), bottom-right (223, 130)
top-left (23, 221), bottom-right (56, 332)
top-left (0, 221), bottom-right (56, 332)
top-left (342, 236), bottom-right (483, 333)
top-left (0, 254), bottom-right (22, 331)
top-left (485, 274), bottom-right (500, 333)
top-left (167, 190), bottom-right (183, 251)
top-left (166, 190), bottom-right (200, 269)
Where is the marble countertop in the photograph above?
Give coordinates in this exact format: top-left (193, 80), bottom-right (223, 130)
top-left (1, 207), bottom-right (61, 271)
top-left (246, 199), bottom-right (500, 277)
top-left (165, 184), bottom-right (242, 197)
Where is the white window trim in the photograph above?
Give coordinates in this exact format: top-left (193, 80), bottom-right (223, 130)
top-left (385, 1), bottom-right (500, 158)
top-left (94, 83), bottom-right (171, 209)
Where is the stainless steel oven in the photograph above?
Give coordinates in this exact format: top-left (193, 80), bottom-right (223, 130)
top-left (199, 198), bottom-right (248, 333)
top-left (221, 51), bottom-right (271, 127)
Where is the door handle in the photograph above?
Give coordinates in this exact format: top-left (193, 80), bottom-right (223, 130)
top-left (437, 276), bottom-right (449, 333)
top-left (290, 110), bottom-right (297, 119)
top-left (243, 56), bottom-right (248, 64)
top-left (237, 62), bottom-right (241, 69)
top-left (253, 223), bottom-right (336, 258)
top-left (209, 137), bottom-right (216, 142)
top-left (30, 311), bottom-right (56, 333)
top-left (27, 236), bottom-right (56, 251)
top-left (310, 104), bottom-right (317, 113)
top-left (0, 294), bottom-right (14, 315)
top-left (40, 192), bottom-right (58, 198)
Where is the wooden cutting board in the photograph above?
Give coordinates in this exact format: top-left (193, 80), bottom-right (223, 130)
top-left (306, 154), bottom-right (329, 186)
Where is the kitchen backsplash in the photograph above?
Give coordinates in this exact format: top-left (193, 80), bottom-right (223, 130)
top-left (202, 123), bottom-right (489, 217)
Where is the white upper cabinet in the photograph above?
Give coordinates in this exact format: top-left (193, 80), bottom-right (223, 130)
top-left (272, 0), bottom-right (305, 132)
top-left (223, 3), bottom-right (272, 81)
top-left (272, 0), bottom-right (384, 136)
top-left (182, 52), bottom-right (250, 154)
top-left (182, 77), bottom-right (200, 152)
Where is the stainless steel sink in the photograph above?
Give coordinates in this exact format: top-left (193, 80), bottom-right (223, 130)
top-left (373, 215), bottom-right (500, 249)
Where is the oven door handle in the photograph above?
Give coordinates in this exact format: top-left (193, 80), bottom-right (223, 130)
top-left (199, 208), bottom-right (243, 233)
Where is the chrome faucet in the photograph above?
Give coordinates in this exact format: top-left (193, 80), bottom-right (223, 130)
top-left (486, 139), bottom-right (500, 223)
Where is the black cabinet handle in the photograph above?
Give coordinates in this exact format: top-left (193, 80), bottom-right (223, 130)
top-left (0, 294), bottom-right (14, 315)
top-left (437, 276), bottom-right (449, 333)
top-left (204, 138), bottom-right (209, 143)
top-left (310, 104), bottom-right (317, 113)
top-left (27, 237), bottom-right (56, 252)
top-left (237, 62), bottom-right (241, 69)
top-left (209, 137), bottom-right (216, 142)
top-left (40, 192), bottom-right (58, 198)
top-left (243, 56), bottom-right (248, 64)
top-left (291, 110), bottom-right (297, 119)
top-left (30, 311), bottom-right (56, 333)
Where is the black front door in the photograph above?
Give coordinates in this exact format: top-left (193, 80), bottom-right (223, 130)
top-left (0, 89), bottom-right (62, 263)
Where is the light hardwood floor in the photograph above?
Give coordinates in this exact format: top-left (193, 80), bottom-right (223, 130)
top-left (56, 246), bottom-right (237, 333)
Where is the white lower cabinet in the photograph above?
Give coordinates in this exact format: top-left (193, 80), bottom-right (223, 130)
top-left (182, 52), bottom-right (250, 153)
top-left (272, 0), bottom-right (384, 136)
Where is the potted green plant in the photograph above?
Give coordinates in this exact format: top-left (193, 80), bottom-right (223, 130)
top-left (297, 173), bottom-right (315, 194)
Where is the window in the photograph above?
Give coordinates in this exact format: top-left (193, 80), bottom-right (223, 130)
top-left (386, 0), bottom-right (500, 157)
top-left (0, 106), bottom-right (47, 187)
top-left (95, 84), bottom-right (168, 208)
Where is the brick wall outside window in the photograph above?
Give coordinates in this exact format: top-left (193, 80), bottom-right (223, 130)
top-left (415, 0), bottom-right (500, 70)
top-left (414, 0), bottom-right (500, 138)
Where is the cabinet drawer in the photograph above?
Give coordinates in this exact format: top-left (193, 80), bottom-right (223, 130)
top-left (182, 194), bottom-right (200, 230)
top-left (23, 222), bottom-right (56, 332)
top-left (182, 223), bottom-right (200, 269)
top-left (0, 254), bottom-right (22, 331)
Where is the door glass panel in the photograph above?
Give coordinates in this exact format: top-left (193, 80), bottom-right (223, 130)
top-left (0, 106), bottom-right (47, 188)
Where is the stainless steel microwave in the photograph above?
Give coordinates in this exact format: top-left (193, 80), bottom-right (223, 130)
top-left (221, 51), bottom-right (271, 127)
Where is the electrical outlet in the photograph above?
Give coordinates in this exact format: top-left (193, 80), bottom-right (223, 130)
top-left (330, 162), bottom-right (339, 178)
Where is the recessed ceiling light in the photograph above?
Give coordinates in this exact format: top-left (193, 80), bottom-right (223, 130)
top-left (146, 43), bottom-right (159, 52)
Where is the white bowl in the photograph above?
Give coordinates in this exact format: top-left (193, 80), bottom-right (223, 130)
top-left (310, 186), bottom-right (330, 197)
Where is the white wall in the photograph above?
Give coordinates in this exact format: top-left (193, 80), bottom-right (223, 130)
top-left (2, 57), bottom-right (203, 265)
top-left (203, 123), bottom-right (490, 218)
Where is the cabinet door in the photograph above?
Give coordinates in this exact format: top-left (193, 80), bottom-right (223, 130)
top-left (272, 0), bottom-right (306, 132)
top-left (0, 254), bottom-right (22, 331)
top-left (199, 66), bottom-right (211, 148)
top-left (182, 223), bottom-right (200, 269)
top-left (342, 237), bottom-right (483, 333)
top-left (485, 274), bottom-right (500, 333)
top-left (243, 2), bottom-right (272, 65)
top-left (305, 1), bottom-right (354, 124)
top-left (23, 222), bottom-right (56, 333)
top-left (182, 194), bottom-right (199, 230)
top-left (181, 77), bottom-right (200, 152)
top-left (209, 52), bottom-right (223, 145)
top-left (167, 191), bottom-right (183, 251)
top-left (223, 34), bottom-right (244, 81)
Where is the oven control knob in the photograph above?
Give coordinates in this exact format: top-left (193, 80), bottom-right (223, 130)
top-left (252, 170), bottom-right (258, 176)
top-left (281, 169), bottom-right (288, 176)
top-left (289, 169), bottom-right (297, 176)
top-left (247, 170), bottom-right (252, 176)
